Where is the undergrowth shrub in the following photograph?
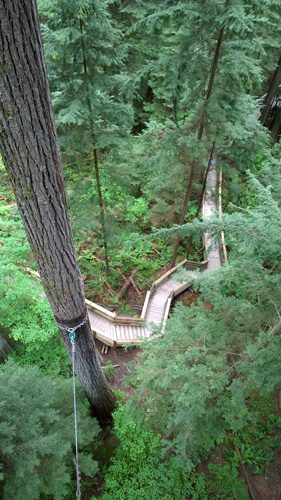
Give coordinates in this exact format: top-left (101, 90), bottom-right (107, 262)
top-left (100, 407), bottom-right (208, 500)
top-left (207, 463), bottom-right (248, 499)
top-left (0, 362), bottom-right (99, 500)
top-left (100, 407), bottom-right (253, 499)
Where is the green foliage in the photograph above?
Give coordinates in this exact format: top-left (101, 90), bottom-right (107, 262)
top-left (0, 200), bottom-right (69, 375)
top-left (229, 401), bottom-right (281, 475)
top-left (39, 0), bottom-right (133, 153)
top-left (9, 334), bottom-right (70, 377)
top-left (207, 464), bottom-right (248, 500)
top-left (127, 174), bottom-right (281, 464)
top-left (0, 362), bottom-right (99, 500)
top-left (0, 157), bottom-right (12, 198)
top-left (101, 407), bottom-right (251, 499)
top-left (0, 202), bottom-right (30, 266)
top-left (125, 197), bottom-right (150, 229)
top-left (101, 407), bottom-right (208, 500)
top-left (103, 360), bottom-right (115, 383)
top-left (1, 269), bottom-right (56, 344)
top-left (126, 0), bottom-right (273, 171)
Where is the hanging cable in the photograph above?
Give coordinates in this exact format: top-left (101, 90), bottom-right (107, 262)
top-left (68, 330), bottom-right (82, 500)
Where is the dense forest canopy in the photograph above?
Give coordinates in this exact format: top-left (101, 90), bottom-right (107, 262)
top-left (0, 0), bottom-right (281, 498)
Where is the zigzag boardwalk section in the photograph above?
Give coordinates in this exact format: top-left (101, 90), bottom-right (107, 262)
top-left (87, 263), bottom-right (200, 348)
top-left (88, 165), bottom-right (224, 348)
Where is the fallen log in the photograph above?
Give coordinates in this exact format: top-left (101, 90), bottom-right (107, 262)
top-left (236, 448), bottom-right (261, 500)
top-left (129, 276), bottom-right (141, 296)
top-left (104, 280), bottom-right (115, 297)
top-left (117, 269), bottom-right (138, 299)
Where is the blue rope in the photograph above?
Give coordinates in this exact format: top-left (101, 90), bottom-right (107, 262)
top-left (68, 330), bottom-right (81, 500)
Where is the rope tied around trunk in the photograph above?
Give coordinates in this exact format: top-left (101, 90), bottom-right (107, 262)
top-left (68, 329), bottom-right (82, 500)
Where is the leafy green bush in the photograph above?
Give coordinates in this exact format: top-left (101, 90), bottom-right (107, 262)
top-left (0, 200), bottom-right (70, 374)
top-left (229, 401), bottom-right (281, 475)
top-left (207, 464), bottom-right (248, 499)
top-left (0, 266), bottom-right (70, 375)
top-left (103, 360), bottom-right (115, 382)
top-left (101, 407), bottom-right (208, 499)
top-left (9, 333), bottom-right (71, 377)
top-left (0, 362), bottom-right (99, 500)
top-left (126, 197), bottom-right (150, 229)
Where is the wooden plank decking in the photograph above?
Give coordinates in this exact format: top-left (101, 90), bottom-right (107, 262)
top-left (88, 165), bottom-right (223, 347)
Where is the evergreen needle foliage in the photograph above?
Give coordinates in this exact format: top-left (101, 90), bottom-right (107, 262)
top-left (1, 0), bottom-right (281, 496)
top-left (128, 173), bottom-right (281, 463)
top-left (0, 362), bottom-right (99, 500)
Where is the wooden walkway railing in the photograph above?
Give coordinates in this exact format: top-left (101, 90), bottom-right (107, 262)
top-left (86, 165), bottom-right (223, 347)
top-left (26, 165), bottom-right (224, 348)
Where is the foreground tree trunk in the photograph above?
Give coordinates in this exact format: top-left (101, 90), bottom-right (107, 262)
top-left (0, 0), bottom-right (115, 420)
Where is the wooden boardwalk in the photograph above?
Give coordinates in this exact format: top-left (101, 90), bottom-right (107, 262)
top-left (202, 166), bottom-right (222, 271)
top-left (87, 263), bottom-right (201, 347)
top-left (88, 165), bottom-right (224, 347)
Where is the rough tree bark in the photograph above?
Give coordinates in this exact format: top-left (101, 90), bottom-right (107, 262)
top-left (171, 28), bottom-right (224, 267)
top-left (260, 54), bottom-right (281, 125)
top-left (0, 0), bottom-right (115, 420)
top-left (271, 106), bottom-right (281, 142)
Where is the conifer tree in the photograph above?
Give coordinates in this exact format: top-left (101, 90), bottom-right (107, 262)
top-left (39, 0), bottom-right (133, 273)
top-left (0, 0), bottom-right (115, 419)
top-left (129, 170), bottom-right (281, 463)
top-left (128, 0), bottom-right (278, 262)
top-left (0, 362), bottom-right (99, 500)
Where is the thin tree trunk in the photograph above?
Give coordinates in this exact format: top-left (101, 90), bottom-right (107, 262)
top-left (271, 105), bottom-right (281, 142)
top-left (0, 0), bottom-right (115, 420)
top-left (171, 28), bottom-right (224, 267)
top-left (171, 162), bottom-right (195, 267)
top-left (260, 54), bottom-right (281, 125)
top-left (197, 27), bottom-right (224, 140)
top-left (173, 96), bottom-right (180, 129)
top-left (80, 18), bottom-right (110, 274)
top-left (185, 137), bottom-right (217, 258)
top-left (93, 148), bottom-right (110, 274)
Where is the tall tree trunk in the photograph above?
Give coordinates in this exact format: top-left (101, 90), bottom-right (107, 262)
top-left (197, 27), bottom-right (224, 140)
top-left (271, 105), bottom-right (281, 142)
top-left (260, 54), bottom-right (281, 125)
top-left (195, 136), bottom-right (217, 217)
top-left (80, 19), bottom-right (110, 274)
top-left (93, 148), bottom-right (110, 274)
top-left (0, 0), bottom-right (115, 420)
top-left (171, 162), bottom-right (195, 267)
top-left (185, 137), bottom-right (217, 258)
top-left (171, 29), bottom-right (224, 267)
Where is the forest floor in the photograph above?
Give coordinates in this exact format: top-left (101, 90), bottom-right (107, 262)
top-left (254, 447), bottom-right (281, 499)
top-left (85, 260), bottom-right (174, 315)
top-left (96, 339), bottom-right (141, 396)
